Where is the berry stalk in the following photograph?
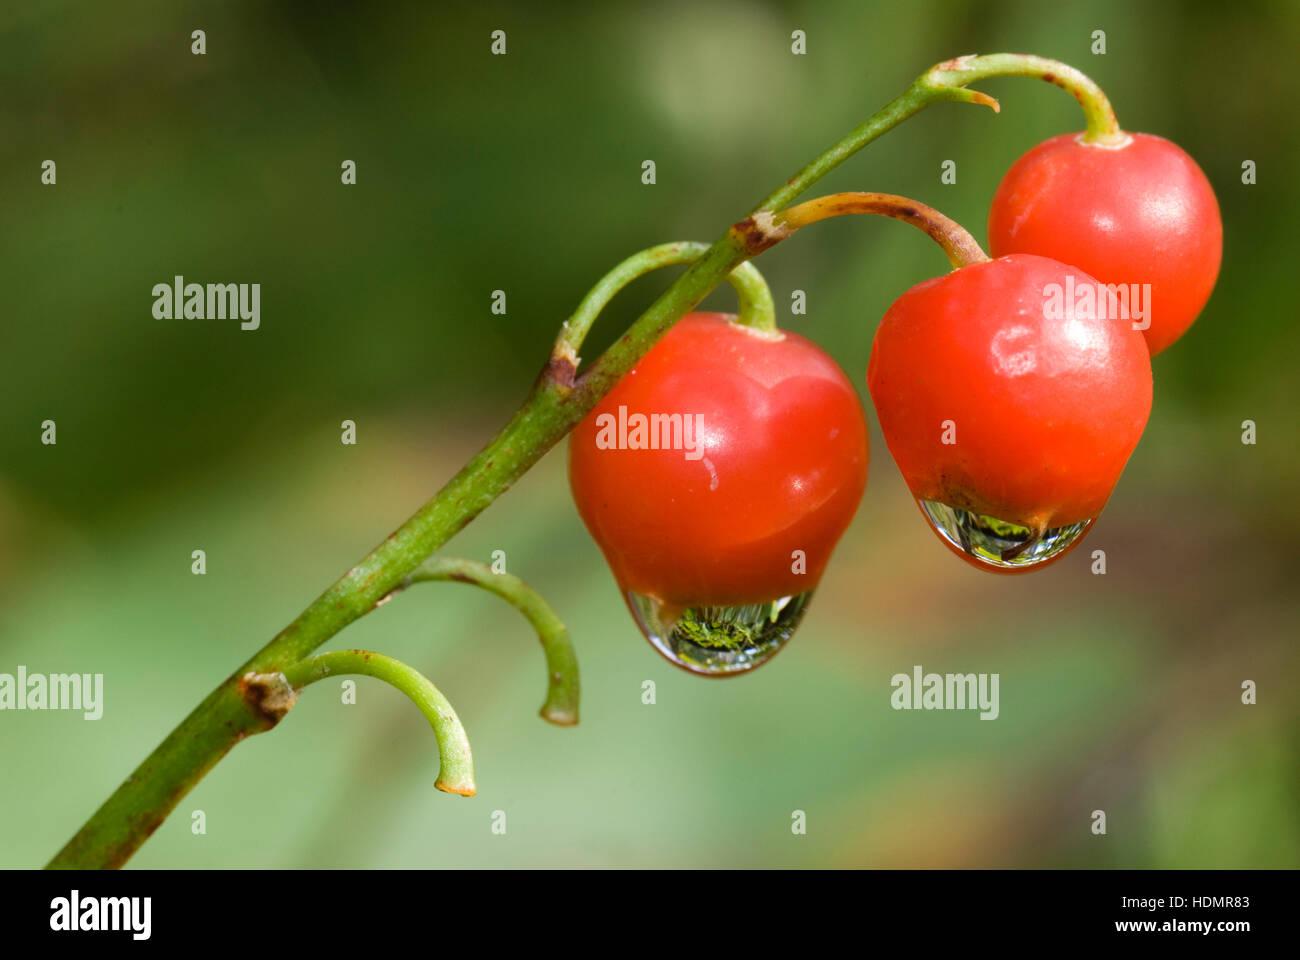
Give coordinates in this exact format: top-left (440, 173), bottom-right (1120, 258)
top-left (555, 240), bottom-right (778, 366)
top-left (927, 53), bottom-right (1124, 144)
top-left (404, 558), bottom-right (580, 726)
top-left (773, 192), bottom-right (991, 270)
top-left (277, 650), bottom-right (476, 797)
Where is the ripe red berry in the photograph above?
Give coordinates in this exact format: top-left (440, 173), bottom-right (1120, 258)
top-left (569, 312), bottom-right (868, 674)
top-left (988, 132), bottom-right (1222, 356)
top-left (867, 253), bottom-right (1152, 572)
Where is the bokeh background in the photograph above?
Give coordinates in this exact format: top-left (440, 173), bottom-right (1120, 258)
top-left (2, 0), bottom-right (1297, 868)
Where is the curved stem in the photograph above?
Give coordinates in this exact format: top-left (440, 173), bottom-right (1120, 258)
top-left (48, 52), bottom-right (1107, 871)
top-left (925, 53), bottom-right (1124, 143)
top-left (403, 558), bottom-right (579, 726)
top-left (748, 74), bottom-right (997, 217)
top-left (749, 52), bottom-right (1122, 219)
top-left (775, 192), bottom-right (990, 270)
top-left (276, 650), bottom-right (476, 797)
top-left (555, 241), bottom-right (776, 363)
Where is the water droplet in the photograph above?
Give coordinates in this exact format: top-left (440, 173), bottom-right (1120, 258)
top-left (626, 590), bottom-right (812, 676)
top-left (919, 500), bottom-right (1093, 570)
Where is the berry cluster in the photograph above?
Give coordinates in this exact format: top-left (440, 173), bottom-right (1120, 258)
top-left (569, 66), bottom-right (1221, 676)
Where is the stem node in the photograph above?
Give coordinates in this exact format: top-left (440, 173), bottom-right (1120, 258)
top-left (730, 211), bottom-right (791, 257)
top-left (541, 352), bottom-right (579, 393)
top-left (238, 671), bottom-right (298, 730)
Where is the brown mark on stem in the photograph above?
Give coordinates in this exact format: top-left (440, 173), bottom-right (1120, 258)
top-left (239, 672), bottom-right (299, 730)
top-left (935, 54), bottom-right (977, 71)
top-left (730, 210), bottom-right (792, 257)
top-left (541, 351), bottom-right (578, 392)
top-left (777, 192), bottom-right (990, 269)
top-left (1040, 72), bottom-right (1088, 108)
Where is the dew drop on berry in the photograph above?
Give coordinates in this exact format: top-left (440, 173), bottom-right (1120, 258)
top-left (625, 590), bottom-right (813, 676)
top-left (918, 500), bottom-right (1094, 570)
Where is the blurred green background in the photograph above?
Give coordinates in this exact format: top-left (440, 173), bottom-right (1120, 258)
top-left (2, 0), bottom-right (1297, 868)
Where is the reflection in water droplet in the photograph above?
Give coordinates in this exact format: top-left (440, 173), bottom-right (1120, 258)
top-left (626, 590), bottom-right (812, 676)
top-left (919, 500), bottom-right (1093, 570)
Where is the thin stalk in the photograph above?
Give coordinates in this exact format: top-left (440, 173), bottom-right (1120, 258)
top-left (775, 192), bottom-right (990, 269)
top-left (555, 241), bottom-right (776, 363)
top-left (275, 650), bottom-right (475, 797)
top-left (926, 53), bottom-right (1124, 144)
top-left (403, 558), bottom-right (580, 726)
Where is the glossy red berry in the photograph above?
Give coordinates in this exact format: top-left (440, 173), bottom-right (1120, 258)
top-left (989, 132), bottom-right (1222, 356)
top-left (569, 312), bottom-right (868, 675)
top-left (867, 254), bottom-right (1152, 572)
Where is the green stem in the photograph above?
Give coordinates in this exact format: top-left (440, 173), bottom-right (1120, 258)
top-left (404, 558), bottom-right (580, 726)
top-left (555, 241), bottom-right (776, 363)
top-left (749, 52), bottom-right (1121, 221)
top-left (774, 192), bottom-right (990, 270)
top-left (47, 52), bottom-right (1102, 870)
top-left (926, 53), bottom-right (1124, 144)
top-left (276, 650), bottom-right (476, 797)
top-left (749, 63), bottom-right (997, 216)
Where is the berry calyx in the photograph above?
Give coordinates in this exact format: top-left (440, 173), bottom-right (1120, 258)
top-left (569, 312), bottom-right (868, 675)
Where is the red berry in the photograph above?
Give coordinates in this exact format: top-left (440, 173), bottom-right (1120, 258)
top-left (569, 312), bottom-right (868, 674)
top-left (989, 132), bottom-right (1222, 356)
top-left (867, 254), bottom-right (1152, 572)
